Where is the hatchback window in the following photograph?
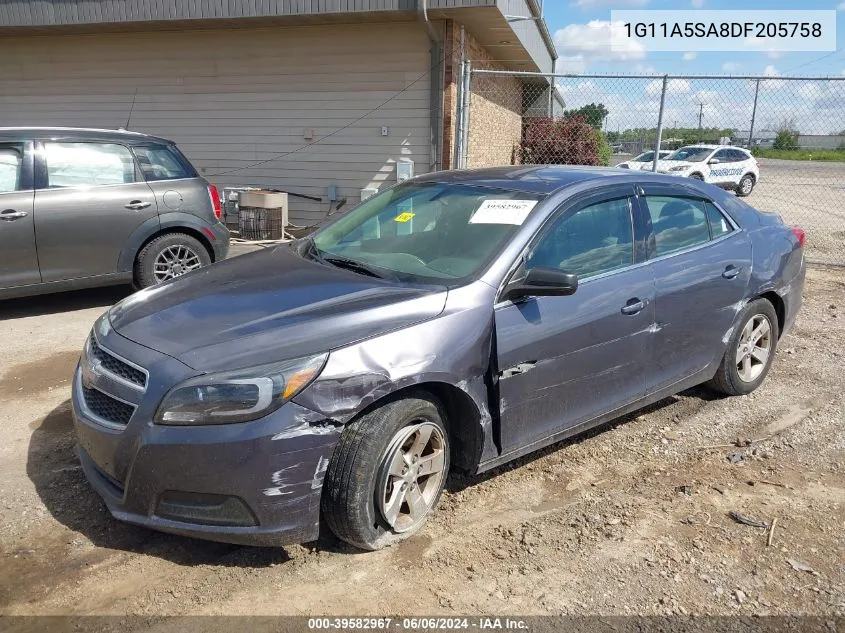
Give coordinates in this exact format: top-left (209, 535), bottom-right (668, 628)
top-left (0, 147), bottom-right (21, 193)
top-left (666, 147), bottom-right (713, 162)
top-left (644, 196), bottom-right (711, 256)
top-left (133, 145), bottom-right (195, 181)
top-left (44, 142), bottom-right (137, 188)
top-left (310, 182), bottom-right (544, 283)
top-left (730, 149), bottom-right (751, 162)
top-left (528, 197), bottom-right (634, 279)
top-left (706, 202), bottom-right (734, 238)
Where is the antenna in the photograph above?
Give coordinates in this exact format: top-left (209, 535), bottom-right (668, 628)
top-left (122, 88), bottom-right (138, 130)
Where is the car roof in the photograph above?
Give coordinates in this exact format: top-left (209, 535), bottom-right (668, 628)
top-left (0, 127), bottom-right (174, 145)
top-left (416, 165), bottom-right (716, 196)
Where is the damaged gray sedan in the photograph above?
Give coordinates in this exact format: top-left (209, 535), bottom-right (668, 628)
top-left (72, 166), bottom-right (805, 550)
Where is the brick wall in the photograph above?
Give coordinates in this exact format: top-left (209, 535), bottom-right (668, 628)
top-left (441, 22), bottom-right (524, 170)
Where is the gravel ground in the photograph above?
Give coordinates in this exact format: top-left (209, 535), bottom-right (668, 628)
top-left (0, 262), bottom-right (843, 623)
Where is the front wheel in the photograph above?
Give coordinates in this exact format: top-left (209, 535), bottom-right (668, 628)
top-left (322, 396), bottom-right (450, 551)
top-left (737, 174), bottom-right (755, 197)
top-left (709, 299), bottom-right (779, 396)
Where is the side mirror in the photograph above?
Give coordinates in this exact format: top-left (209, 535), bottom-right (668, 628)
top-left (502, 266), bottom-right (578, 302)
top-left (708, 158), bottom-right (721, 165)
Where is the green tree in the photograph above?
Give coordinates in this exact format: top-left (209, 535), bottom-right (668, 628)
top-left (773, 129), bottom-right (799, 151)
top-left (563, 103), bottom-right (609, 130)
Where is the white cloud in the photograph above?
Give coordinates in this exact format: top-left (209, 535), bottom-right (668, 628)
top-left (767, 50), bottom-right (785, 60)
top-left (722, 61), bottom-right (741, 72)
top-left (798, 82), bottom-right (824, 101)
top-left (682, 52), bottom-right (697, 61)
top-left (554, 20), bottom-right (646, 63)
top-left (573, 0), bottom-right (649, 7)
top-left (556, 56), bottom-right (588, 74)
top-left (764, 65), bottom-right (780, 77)
top-left (691, 0), bottom-right (704, 7)
top-left (635, 63), bottom-right (657, 74)
top-left (645, 78), bottom-right (691, 96)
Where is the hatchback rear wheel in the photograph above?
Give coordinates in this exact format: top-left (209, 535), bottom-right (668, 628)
top-left (321, 396), bottom-right (450, 551)
top-left (737, 174), bottom-right (755, 197)
top-left (134, 233), bottom-right (211, 289)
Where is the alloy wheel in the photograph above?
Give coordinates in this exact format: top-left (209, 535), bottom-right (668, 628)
top-left (153, 245), bottom-right (202, 282)
top-left (736, 314), bottom-right (772, 383)
top-left (377, 421), bottom-right (447, 533)
top-left (741, 177), bottom-right (753, 195)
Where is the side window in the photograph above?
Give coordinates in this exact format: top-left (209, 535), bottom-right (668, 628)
top-left (133, 145), bottom-right (193, 181)
top-left (706, 202), bottom-right (733, 238)
top-left (712, 149), bottom-right (733, 163)
top-left (44, 142), bottom-right (137, 188)
top-left (731, 149), bottom-right (751, 162)
top-left (643, 196), bottom-right (711, 256)
top-left (528, 197), bottom-right (634, 279)
top-left (0, 146), bottom-right (22, 193)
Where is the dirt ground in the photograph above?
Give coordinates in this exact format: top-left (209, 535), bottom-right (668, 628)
top-left (0, 264), bottom-right (843, 621)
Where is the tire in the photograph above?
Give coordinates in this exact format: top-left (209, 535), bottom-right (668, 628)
top-left (134, 233), bottom-right (211, 289)
top-left (689, 173), bottom-right (704, 180)
top-left (709, 298), bottom-right (779, 396)
top-left (322, 395), bottom-right (450, 551)
top-left (737, 174), bottom-right (755, 197)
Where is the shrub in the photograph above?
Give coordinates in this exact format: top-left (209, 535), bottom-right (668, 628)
top-left (595, 130), bottom-right (612, 166)
top-left (773, 129), bottom-right (799, 151)
top-left (520, 115), bottom-right (601, 165)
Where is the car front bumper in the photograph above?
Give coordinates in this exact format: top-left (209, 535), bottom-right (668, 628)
top-left (71, 322), bottom-right (341, 547)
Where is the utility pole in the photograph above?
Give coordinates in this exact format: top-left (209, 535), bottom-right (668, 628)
top-left (747, 79), bottom-right (761, 149)
top-left (697, 102), bottom-right (705, 141)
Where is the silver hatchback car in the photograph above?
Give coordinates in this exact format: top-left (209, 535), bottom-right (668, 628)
top-left (0, 127), bottom-right (229, 299)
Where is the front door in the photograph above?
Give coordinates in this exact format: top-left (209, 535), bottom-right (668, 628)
top-left (0, 141), bottom-right (40, 289)
top-left (33, 141), bottom-right (159, 282)
top-left (636, 186), bottom-right (752, 392)
top-left (495, 188), bottom-right (655, 454)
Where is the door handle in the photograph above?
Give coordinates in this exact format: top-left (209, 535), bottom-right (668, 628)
top-left (0, 209), bottom-right (28, 221)
top-left (125, 200), bottom-right (152, 211)
top-left (722, 265), bottom-right (741, 279)
top-left (621, 298), bottom-right (646, 315)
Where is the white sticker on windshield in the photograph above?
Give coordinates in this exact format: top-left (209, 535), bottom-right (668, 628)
top-left (469, 200), bottom-right (537, 225)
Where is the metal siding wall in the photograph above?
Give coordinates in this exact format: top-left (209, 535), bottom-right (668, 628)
top-left (0, 23), bottom-right (431, 225)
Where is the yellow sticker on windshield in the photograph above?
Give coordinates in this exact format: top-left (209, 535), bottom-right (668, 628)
top-left (394, 212), bottom-right (415, 223)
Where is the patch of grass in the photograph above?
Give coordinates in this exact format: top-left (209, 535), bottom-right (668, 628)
top-left (752, 148), bottom-right (845, 162)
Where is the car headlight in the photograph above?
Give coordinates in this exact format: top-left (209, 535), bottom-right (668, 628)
top-left (668, 166), bottom-right (688, 172)
top-left (155, 354), bottom-right (327, 425)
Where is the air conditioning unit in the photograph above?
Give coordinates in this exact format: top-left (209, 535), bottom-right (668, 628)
top-left (238, 190), bottom-right (288, 240)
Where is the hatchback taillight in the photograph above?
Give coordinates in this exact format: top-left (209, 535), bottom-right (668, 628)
top-left (207, 184), bottom-right (222, 221)
top-left (791, 227), bottom-right (806, 248)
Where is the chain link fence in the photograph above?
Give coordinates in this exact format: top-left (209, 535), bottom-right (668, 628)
top-left (461, 70), bottom-right (845, 265)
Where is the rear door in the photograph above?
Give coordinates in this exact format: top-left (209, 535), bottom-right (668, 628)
top-left (636, 184), bottom-right (752, 393)
top-left (0, 141), bottom-right (39, 288)
top-left (33, 140), bottom-right (159, 282)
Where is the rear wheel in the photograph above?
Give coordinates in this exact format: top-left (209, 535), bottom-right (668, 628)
top-left (709, 299), bottom-right (778, 396)
top-left (134, 233), bottom-right (211, 289)
top-left (322, 396), bottom-right (450, 551)
top-left (737, 174), bottom-right (755, 197)
top-left (689, 173), bottom-right (704, 180)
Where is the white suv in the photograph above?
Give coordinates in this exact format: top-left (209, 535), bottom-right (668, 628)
top-left (654, 145), bottom-right (759, 196)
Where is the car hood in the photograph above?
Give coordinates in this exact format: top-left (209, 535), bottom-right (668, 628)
top-left (109, 245), bottom-right (448, 372)
top-left (655, 160), bottom-right (697, 171)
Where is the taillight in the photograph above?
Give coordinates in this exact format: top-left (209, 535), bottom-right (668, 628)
top-left (791, 227), bottom-right (805, 248)
top-left (207, 184), bottom-right (222, 221)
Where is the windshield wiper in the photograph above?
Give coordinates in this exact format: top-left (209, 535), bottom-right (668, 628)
top-left (298, 236), bottom-right (325, 263)
top-left (323, 255), bottom-right (392, 280)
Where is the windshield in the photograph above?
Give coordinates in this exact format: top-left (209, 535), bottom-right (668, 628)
top-left (633, 151), bottom-right (655, 162)
top-left (666, 147), bottom-right (713, 162)
top-left (309, 182), bottom-right (544, 284)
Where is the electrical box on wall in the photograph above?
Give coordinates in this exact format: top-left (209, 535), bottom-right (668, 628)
top-left (396, 159), bottom-right (414, 182)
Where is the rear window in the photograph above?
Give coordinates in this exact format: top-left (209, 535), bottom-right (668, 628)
top-left (132, 145), bottom-right (197, 181)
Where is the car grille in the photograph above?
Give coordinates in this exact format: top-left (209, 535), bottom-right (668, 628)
top-left (90, 338), bottom-right (147, 388)
top-left (82, 385), bottom-right (135, 427)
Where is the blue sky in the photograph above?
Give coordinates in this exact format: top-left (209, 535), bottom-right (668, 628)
top-left (544, 0), bottom-right (844, 77)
